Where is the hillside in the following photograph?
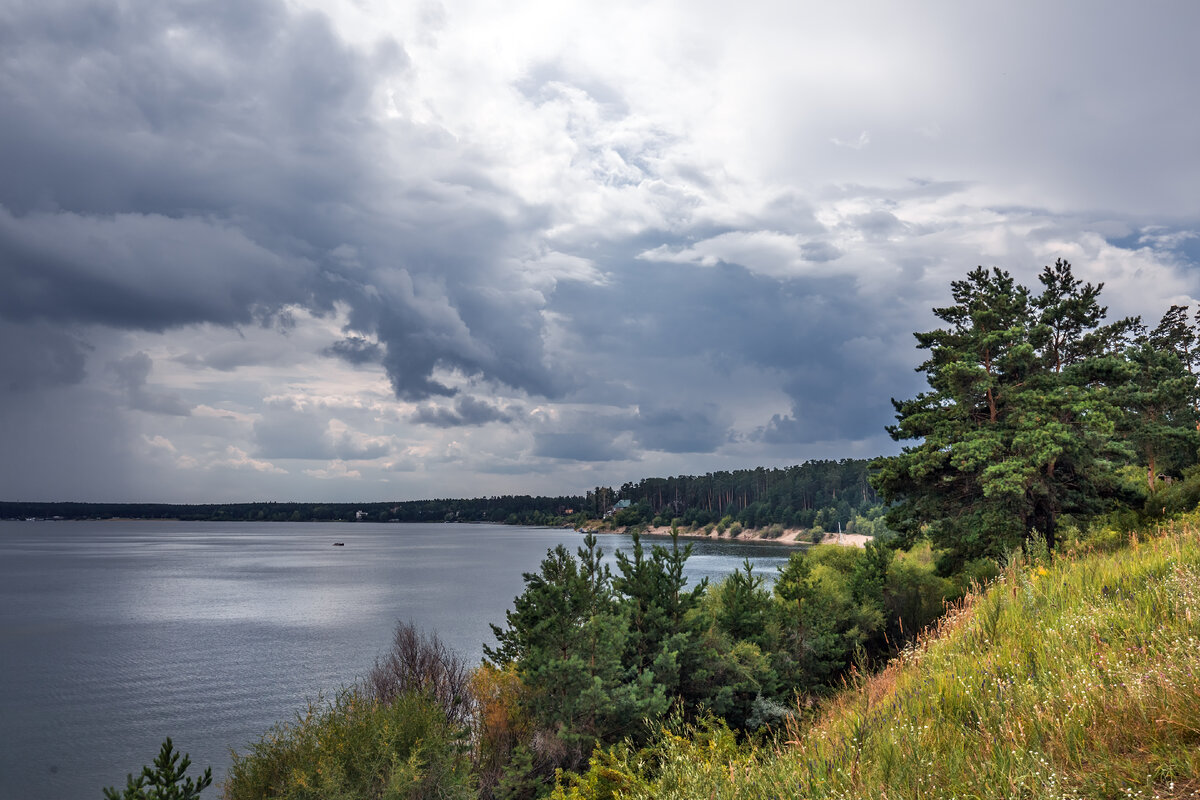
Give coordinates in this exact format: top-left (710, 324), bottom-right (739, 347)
top-left (555, 520), bottom-right (1200, 799)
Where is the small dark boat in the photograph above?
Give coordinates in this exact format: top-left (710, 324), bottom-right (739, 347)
top-left (333, 542), bottom-right (345, 546)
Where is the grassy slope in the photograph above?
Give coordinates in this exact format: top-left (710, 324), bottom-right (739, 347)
top-left (563, 520), bottom-right (1200, 799)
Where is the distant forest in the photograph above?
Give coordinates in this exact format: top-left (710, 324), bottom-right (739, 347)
top-left (0, 458), bottom-right (879, 531)
top-left (588, 458), bottom-right (880, 531)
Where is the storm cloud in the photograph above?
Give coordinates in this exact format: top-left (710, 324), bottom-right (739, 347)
top-left (2, 0), bottom-right (1198, 501)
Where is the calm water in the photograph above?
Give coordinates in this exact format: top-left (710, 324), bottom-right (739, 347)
top-left (0, 520), bottom-right (794, 799)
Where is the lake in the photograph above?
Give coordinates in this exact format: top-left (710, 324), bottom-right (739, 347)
top-left (0, 520), bottom-right (796, 799)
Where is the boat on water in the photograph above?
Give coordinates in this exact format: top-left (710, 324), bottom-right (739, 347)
top-left (333, 542), bottom-right (345, 546)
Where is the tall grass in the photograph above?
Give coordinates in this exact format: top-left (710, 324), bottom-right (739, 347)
top-left (556, 519), bottom-right (1200, 799)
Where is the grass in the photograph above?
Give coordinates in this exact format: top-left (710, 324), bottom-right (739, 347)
top-left (555, 518), bottom-right (1200, 799)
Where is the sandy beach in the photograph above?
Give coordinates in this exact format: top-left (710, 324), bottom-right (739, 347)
top-left (591, 524), bottom-right (872, 548)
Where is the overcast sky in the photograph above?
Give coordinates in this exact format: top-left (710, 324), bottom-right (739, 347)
top-left (2, 0), bottom-right (1199, 502)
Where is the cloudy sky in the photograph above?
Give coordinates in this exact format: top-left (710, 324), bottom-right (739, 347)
top-left (2, 0), bottom-right (1199, 502)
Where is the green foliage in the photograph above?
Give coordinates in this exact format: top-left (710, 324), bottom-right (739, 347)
top-left (486, 532), bottom-right (963, 788)
top-left (224, 689), bottom-right (472, 800)
top-left (872, 260), bottom-right (1179, 569)
top-left (556, 518), bottom-right (1200, 799)
top-left (487, 534), bottom-right (674, 776)
top-left (715, 560), bottom-right (773, 648)
top-left (103, 738), bottom-right (211, 800)
top-left (1118, 341), bottom-right (1200, 494)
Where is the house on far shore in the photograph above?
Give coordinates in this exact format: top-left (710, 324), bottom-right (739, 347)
top-left (604, 499), bottom-right (633, 519)
top-left (355, 510), bottom-right (367, 521)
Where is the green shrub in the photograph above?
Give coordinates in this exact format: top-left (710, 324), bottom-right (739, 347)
top-left (224, 688), bottom-right (472, 800)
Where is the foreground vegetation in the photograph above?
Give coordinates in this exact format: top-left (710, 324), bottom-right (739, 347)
top-left (212, 512), bottom-right (1200, 800)
top-left (555, 517), bottom-right (1200, 799)
top-left (221, 529), bottom-right (966, 800)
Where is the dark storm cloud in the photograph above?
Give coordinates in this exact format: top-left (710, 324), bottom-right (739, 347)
top-left (0, 0), bottom-right (560, 404)
top-left (0, 208), bottom-right (315, 331)
top-left (111, 351), bottom-right (191, 416)
top-left (533, 431), bottom-right (633, 462)
top-left (412, 395), bottom-right (516, 428)
top-left (629, 406), bottom-right (730, 454)
top-left (324, 336), bottom-right (383, 366)
top-left (554, 247), bottom-right (921, 446)
top-left (0, 320), bottom-right (89, 392)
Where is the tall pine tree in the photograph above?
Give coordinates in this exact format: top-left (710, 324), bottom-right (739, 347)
top-left (873, 261), bottom-right (1135, 568)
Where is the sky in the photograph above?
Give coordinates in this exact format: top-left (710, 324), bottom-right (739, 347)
top-left (2, 0), bottom-right (1199, 502)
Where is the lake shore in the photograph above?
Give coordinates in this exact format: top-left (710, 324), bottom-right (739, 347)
top-left (582, 523), bottom-right (872, 548)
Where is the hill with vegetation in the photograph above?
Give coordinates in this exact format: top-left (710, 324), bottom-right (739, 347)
top-left (553, 517), bottom-right (1200, 799)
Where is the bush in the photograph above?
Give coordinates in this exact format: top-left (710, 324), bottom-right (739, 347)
top-left (367, 621), bottom-right (473, 726)
top-left (224, 688), bottom-right (472, 800)
top-left (729, 522), bottom-right (744, 537)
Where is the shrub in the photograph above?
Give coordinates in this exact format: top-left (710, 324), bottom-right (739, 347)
top-left (224, 688), bottom-right (472, 800)
top-left (367, 621), bottom-right (473, 726)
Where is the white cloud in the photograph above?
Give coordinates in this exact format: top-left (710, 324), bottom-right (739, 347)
top-left (303, 459), bottom-right (362, 480)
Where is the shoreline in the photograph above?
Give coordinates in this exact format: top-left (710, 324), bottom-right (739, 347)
top-left (579, 523), bottom-right (872, 549)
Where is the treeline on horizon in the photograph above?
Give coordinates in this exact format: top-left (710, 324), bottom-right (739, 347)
top-left (1, 458), bottom-right (880, 531)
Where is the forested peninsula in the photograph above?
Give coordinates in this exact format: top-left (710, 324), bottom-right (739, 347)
top-left (106, 261), bottom-right (1200, 800)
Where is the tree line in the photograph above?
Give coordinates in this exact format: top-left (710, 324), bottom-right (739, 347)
top-left (587, 459), bottom-right (880, 531)
top-left (0, 497), bottom-right (582, 526)
top-left (4, 461), bottom-right (883, 533)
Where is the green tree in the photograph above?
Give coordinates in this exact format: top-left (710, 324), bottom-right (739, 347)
top-left (612, 530), bottom-right (706, 696)
top-left (486, 534), bottom-right (668, 774)
top-left (873, 262), bottom-right (1133, 568)
top-left (1120, 341), bottom-right (1200, 493)
top-left (104, 738), bottom-right (211, 800)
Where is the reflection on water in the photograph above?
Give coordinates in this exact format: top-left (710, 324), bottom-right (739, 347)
top-left (0, 520), bottom-right (797, 799)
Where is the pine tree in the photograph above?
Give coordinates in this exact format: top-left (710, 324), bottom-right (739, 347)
top-left (103, 738), bottom-right (211, 800)
top-left (873, 262), bottom-right (1135, 568)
